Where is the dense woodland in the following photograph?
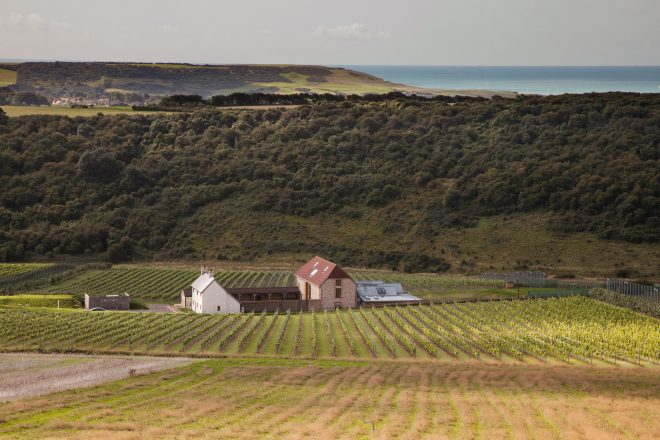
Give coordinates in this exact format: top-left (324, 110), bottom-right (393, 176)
top-left (0, 93), bottom-right (658, 270)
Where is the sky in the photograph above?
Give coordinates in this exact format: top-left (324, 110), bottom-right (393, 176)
top-left (1, 0), bottom-right (659, 65)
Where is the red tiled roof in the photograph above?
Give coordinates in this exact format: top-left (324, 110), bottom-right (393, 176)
top-left (294, 256), bottom-right (351, 287)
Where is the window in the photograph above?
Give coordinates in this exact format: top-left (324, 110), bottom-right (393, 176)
top-left (335, 279), bottom-right (342, 287)
top-left (335, 302), bottom-right (342, 309)
top-left (217, 306), bottom-right (221, 312)
top-left (335, 287), bottom-right (342, 298)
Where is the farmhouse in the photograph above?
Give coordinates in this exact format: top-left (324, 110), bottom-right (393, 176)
top-left (356, 281), bottom-right (421, 306)
top-left (294, 256), bottom-right (357, 309)
top-left (190, 271), bottom-right (241, 314)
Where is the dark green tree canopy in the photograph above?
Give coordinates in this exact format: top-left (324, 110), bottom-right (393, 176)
top-left (0, 93), bottom-right (658, 267)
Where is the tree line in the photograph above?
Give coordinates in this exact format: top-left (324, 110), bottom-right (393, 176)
top-left (134, 91), bottom-right (486, 111)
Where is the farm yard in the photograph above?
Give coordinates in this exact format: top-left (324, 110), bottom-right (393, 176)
top-left (0, 357), bottom-right (658, 439)
top-left (1, 297), bottom-right (657, 365)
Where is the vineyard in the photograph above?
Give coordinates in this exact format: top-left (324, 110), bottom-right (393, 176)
top-left (1, 297), bottom-right (657, 365)
top-left (36, 266), bottom-right (297, 301)
top-left (0, 295), bottom-right (78, 310)
top-left (0, 264), bottom-right (52, 279)
top-left (350, 271), bottom-right (505, 289)
top-left (2, 358), bottom-right (658, 439)
top-left (26, 263), bottom-right (519, 302)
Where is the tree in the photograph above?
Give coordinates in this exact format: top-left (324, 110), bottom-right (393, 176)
top-left (77, 148), bottom-right (124, 182)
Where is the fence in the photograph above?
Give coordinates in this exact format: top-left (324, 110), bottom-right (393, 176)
top-left (527, 290), bottom-right (587, 299)
top-left (479, 271), bottom-right (547, 287)
top-left (0, 264), bottom-right (76, 292)
top-left (607, 279), bottom-right (659, 302)
top-left (240, 299), bottom-right (322, 313)
top-left (479, 271), bottom-right (605, 290)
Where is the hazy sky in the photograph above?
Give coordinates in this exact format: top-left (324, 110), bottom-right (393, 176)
top-left (2, 0), bottom-right (659, 65)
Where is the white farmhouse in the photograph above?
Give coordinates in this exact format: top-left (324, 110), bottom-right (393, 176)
top-left (190, 271), bottom-right (241, 314)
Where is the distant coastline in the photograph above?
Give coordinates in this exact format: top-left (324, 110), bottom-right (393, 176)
top-left (342, 65), bottom-right (660, 95)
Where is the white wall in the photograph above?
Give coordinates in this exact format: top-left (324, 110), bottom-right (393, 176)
top-left (192, 280), bottom-right (241, 314)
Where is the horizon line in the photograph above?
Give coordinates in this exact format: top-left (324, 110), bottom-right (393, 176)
top-left (1, 58), bottom-right (659, 68)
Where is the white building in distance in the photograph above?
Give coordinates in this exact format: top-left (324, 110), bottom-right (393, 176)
top-left (190, 271), bottom-right (241, 314)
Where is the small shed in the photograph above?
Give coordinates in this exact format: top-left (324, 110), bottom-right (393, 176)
top-left (85, 293), bottom-right (130, 310)
top-left (356, 281), bottom-right (421, 306)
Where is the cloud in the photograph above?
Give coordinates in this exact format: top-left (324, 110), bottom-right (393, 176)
top-left (259, 28), bottom-right (273, 35)
top-left (3, 12), bottom-right (70, 31)
top-left (313, 23), bottom-right (391, 41)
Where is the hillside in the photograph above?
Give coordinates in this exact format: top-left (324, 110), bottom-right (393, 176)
top-left (0, 93), bottom-right (658, 277)
top-left (0, 62), bottom-right (496, 106)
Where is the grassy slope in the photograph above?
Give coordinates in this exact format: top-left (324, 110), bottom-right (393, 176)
top-left (0, 68), bottom-right (16, 87)
top-left (0, 358), bottom-right (657, 439)
top-left (11, 62), bottom-right (513, 98)
top-left (1, 104), bottom-right (301, 117)
top-left (184, 206), bottom-right (659, 278)
top-left (0, 294), bottom-right (77, 309)
top-left (0, 105), bottom-right (169, 117)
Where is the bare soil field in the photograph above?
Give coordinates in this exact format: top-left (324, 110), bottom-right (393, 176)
top-left (0, 353), bottom-right (194, 402)
top-left (0, 358), bottom-right (657, 439)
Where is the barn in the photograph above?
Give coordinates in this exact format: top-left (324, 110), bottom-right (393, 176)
top-left (294, 256), bottom-right (357, 309)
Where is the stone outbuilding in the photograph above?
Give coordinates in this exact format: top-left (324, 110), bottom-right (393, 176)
top-left (85, 293), bottom-right (130, 310)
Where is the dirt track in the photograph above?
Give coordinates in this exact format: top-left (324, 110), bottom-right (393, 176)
top-left (0, 353), bottom-right (193, 402)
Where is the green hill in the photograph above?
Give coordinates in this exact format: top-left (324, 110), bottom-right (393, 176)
top-left (0, 62), bottom-right (493, 105)
top-left (0, 93), bottom-right (658, 277)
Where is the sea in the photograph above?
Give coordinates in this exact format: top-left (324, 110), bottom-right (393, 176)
top-left (341, 66), bottom-right (660, 95)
